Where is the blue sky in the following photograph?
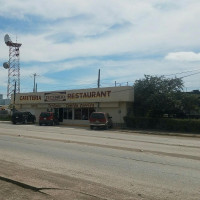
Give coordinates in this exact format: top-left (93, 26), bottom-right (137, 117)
top-left (1, 0), bottom-right (200, 98)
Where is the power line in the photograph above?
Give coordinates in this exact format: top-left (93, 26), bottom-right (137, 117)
top-left (164, 69), bottom-right (200, 77)
top-left (180, 71), bottom-right (200, 79)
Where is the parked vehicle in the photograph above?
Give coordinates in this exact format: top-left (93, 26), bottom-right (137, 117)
top-left (89, 112), bottom-right (113, 130)
top-left (39, 112), bottom-right (59, 126)
top-left (12, 111), bottom-right (36, 124)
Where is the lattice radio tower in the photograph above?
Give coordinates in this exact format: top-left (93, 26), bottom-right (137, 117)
top-left (4, 34), bottom-right (22, 99)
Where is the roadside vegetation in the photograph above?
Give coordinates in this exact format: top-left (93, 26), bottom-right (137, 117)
top-left (124, 75), bottom-right (200, 133)
top-left (0, 115), bottom-right (11, 121)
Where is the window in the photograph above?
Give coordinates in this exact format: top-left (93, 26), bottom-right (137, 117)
top-left (63, 108), bottom-right (72, 120)
top-left (82, 108), bottom-right (89, 120)
top-left (89, 108), bottom-right (95, 118)
top-left (74, 108), bottom-right (95, 120)
top-left (90, 113), bottom-right (105, 119)
top-left (74, 108), bottom-right (82, 120)
top-left (40, 112), bottom-right (51, 117)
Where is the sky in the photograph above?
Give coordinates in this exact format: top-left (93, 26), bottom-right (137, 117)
top-left (1, 0), bottom-right (200, 98)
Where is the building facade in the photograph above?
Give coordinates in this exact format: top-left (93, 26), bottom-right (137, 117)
top-left (12, 86), bottom-right (134, 126)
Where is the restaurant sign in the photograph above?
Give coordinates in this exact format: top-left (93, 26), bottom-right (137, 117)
top-left (19, 95), bottom-right (42, 101)
top-left (48, 103), bottom-right (95, 108)
top-left (44, 92), bottom-right (66, 102)
top-left (66, 103), bottom-right (95, 108)
top-left (67, 90), bottom-right (111, 99)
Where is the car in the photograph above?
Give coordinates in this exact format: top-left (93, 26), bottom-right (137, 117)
top-left (39, 112), bottom-right (59, 126)
top-left (89, 112), bottom-right (113, 130)
top-left (12, 111), bottom-right (36, 124)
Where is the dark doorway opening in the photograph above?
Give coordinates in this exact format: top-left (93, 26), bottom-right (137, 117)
top-left (59, 108), bottom-right (63, 122)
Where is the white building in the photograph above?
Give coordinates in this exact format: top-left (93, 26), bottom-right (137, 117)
top-left (11, 86), bottom-right (134, 126)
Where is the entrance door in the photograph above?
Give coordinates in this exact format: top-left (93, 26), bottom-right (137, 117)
top-left (59, 108), bottom-right (63, 122)
top-left (54, 108), bottom-right (63, 122)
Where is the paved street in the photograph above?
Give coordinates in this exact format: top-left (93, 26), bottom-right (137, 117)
top-left (0, 121), bottom-right (200, 200)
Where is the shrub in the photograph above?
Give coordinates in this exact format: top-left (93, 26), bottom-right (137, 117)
top-left (124, 116), bottom-right (200, 133)
top-left (0, 115), bottom-right (11, 121)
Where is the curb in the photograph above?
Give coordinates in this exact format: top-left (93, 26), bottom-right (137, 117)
top-left (113, 129), bottom-right (200, 138)
top-left (60, 123), bottom-right (200, 138)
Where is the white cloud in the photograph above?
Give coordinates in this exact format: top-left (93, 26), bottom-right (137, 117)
top-left (1, 55), bottom-right (200, 94)
top-left (0, 0), bottom-right (153, 20)
top-left (1, 0), bottom-right (200, 94)
top-left (165, 52), bottom-right (200, 61)
top-left (55, 58), bottom-right (198, 86)
top-left (0, 0), bottom-right (200, 63)
top-left (20, 59), bottom-right (99, 77)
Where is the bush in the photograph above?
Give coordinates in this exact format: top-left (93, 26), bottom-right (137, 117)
top-left (0, 115), bottom-right (11, 121)
top-left (124, 116), bottom-right (200, 133)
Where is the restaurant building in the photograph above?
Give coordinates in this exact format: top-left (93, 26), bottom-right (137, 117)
top-left (12, 86), bottom-right (134, 126)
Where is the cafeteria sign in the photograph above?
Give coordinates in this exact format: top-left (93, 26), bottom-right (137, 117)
top-left (44, 92), bottom-right (66, 102)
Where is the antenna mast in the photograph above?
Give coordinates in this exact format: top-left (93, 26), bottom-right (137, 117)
top-left (4, 34), bottom-right (22, 99)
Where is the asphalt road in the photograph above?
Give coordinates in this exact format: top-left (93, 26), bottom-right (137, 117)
top-left (0, 121), bottom-right (200, 200)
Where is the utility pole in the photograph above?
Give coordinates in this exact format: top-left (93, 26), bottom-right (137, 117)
top-left (13, 81), bottom-right (16, 113)
top-left (33, 73), bottom-right (39, 92)
top-left (97, 69), bottom-right (100, 88)
top-left (97, 69), bottom-right (101, 111)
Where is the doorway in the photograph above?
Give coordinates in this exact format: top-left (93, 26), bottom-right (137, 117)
top-left (54, 108), bottom-right (63, 122)
top-left (59, 108), bottom-right (63, 122)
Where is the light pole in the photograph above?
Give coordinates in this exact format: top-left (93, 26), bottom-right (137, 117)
top-left (33, 73), bottom-right (39, 92)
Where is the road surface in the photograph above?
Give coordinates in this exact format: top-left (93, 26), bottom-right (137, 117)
top-left (0, 121), bottom-right (200, 199)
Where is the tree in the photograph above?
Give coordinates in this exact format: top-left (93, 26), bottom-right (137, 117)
top-left (180, 93), bottom-right (200, 115)
top-left (133, 75), bottom-right (185, 117)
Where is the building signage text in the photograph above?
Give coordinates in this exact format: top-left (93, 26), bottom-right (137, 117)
top-left (44, 92), bottom-right (66, 102)
top-left (67, 91), bottom-right (111, 99)
top-left (66, 103), bottom-right (95, 108)
top-left (20, 95), bottom-right (42, 101)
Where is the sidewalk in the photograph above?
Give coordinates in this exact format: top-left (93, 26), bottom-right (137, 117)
top-left (1, 120), bottom-right (200, 138)
top-left (114, 128), bottom-right (200, 138)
